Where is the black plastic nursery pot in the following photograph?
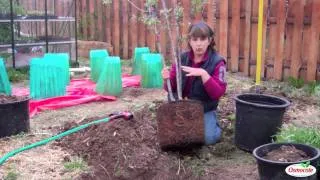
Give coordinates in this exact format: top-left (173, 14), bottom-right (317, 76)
top-left (253, 143), bottom-right (320, 180)
top-left (0, 97), bottom-right (30, 138)
top-left (234, 93), bottom-right (290, 152)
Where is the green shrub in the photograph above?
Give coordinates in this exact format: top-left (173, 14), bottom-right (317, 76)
top-left (288, 77), bottom-right (304, 89)
top-left (306, 80), bottom-right (320, 96)
top-left (0, 0), bottom-right (25, 15)
top-left (6, 66), bottom-right (29, 82)
top-left (274, 126), bottom-right (320, 148)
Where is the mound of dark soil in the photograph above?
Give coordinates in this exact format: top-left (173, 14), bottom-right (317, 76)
top-left (56, 107), bottom-right (194, 179)
top-left (56, 92), bottom-right (260, 180)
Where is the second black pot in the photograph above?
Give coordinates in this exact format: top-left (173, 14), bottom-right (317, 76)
top-left (253, 143), bottom-right (320, 180)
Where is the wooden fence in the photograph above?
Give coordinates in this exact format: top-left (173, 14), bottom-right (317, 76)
top-left (28, 0), bottom-right (320, 81)
top-left (18, 0), bottom-right (74, 38)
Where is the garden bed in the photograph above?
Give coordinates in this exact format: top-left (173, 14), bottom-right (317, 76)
top-left (0, 72), bottom-right (319, 179)
top-left (56, 87), bottom-right (259, 180)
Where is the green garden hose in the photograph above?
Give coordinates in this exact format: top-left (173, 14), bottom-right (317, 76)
top-left (0, 117), bottom-right (110, 165)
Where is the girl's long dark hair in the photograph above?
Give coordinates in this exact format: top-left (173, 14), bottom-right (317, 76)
top-left (187, 21), bottom-right (216, 52)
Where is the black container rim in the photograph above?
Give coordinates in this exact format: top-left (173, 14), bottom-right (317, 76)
top-left (0, 96), bottom-right (30, 106)
top-left (234, 93), bottom-right (291, 109)
top-left (253, 142), bottom-right (320, 165)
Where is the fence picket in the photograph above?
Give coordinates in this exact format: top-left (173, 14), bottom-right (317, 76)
top-left (122, 0), bottom-right (129, 59)
top-left (307, 0), bottom-right (320, 81)
top-left (290, 0), bottom-right (305, 78)
top-left (230, 0), bottom-right (240, 72)
top-left (274, 0), bottom-right (286, 80)
top-left (113, 0), bottom-right (120, 55)
top-left (219, 0), bottom-right (228, 58)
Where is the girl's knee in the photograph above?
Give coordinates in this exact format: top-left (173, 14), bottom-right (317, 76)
top-left (204, 127), bottom-right (222, 145)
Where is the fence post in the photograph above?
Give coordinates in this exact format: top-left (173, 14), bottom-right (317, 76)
top-left (274, 1), bottom-right (286, 80)
top-left (113, 0), bottom-right (120, 55)
top-left (244, 0), bottom-right (252, 76)
top-left (307, 0), bottom-right (320, 81)
top-left (230, 0), bottom-right (240, 72)
top-left (181, 0), bottom-right (190, 51)
top-left (122, 0), bottom-right (129, 59)
top-left (290, 0), bottom-right (305, 78)
top-left (104, 2), bottom-right (111, 43)
top-left (138, 0), bottom-right (146, 47)
top-left (219, 0), bottom-right (228, 59)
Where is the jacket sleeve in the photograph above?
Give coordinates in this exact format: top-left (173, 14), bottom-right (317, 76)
top-left (203, 61), bottom-right (227, 100)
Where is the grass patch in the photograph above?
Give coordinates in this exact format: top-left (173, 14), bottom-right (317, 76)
top-left (4, 170), bottom-right (19, 180)
top-left (185, 158), bottom-right (205, 177)
top-left (288, 77), bottom-right (304, 89)
top-left (274, 126), bottom-right (320, 148)
top-left (63, 157), bottom-right (88, 172)
top-left (306, 81), bottom-right (320, 96)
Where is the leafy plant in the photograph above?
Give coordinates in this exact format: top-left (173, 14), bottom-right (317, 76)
top-left (299, 161), bottom-right (310, 168)
top-left (145, 0), bottom-right (157, 7)
top-left (0, 23), bottom-right (11, 44)
top-left (6, 66), bottom-right (29, 82)
top-left (191, 0), bottom-right (207, 15)
top-left (0, 0), bottom-right (25, 44)
top-left (274, 126), bottom-right (320, 148)
top-left (306, 80), bottom-right (320, 96)
top-left (0, 52), bottom-right (11, 61)
top-left (288, 77), bottom-right (304, 89)
top-left (0, 0), bottom-right (25, 15)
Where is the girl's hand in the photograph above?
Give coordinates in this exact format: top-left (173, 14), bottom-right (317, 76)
top-left (181, 66), bottom-right (207, 77)
top-left (161, 67), bottom-right (170, 79)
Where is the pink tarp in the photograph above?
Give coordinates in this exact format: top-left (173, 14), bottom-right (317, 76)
top-left (12, 75), bottom-right (141, 117)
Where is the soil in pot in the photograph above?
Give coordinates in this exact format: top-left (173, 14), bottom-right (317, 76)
top-left (254, 143), bottom-right (320, 180)
top-left (263, 145), bottom-right (311, 162)
top-left (0, 93), bottom-right (27, 104)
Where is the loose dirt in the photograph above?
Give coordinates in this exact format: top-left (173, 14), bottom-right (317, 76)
top-left (263, 145), bottom-right (311, 162)
top-left (0, 94), bottom-right (28, 104)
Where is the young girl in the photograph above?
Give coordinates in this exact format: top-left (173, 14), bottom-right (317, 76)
top-left (162, 21), bottom-right (227, 145)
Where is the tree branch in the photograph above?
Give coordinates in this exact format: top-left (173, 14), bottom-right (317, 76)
top-left (160, 0), bottom-right (182, 100)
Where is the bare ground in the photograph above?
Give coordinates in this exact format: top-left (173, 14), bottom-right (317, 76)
top-left (0, 72), bottom-right (319, 180)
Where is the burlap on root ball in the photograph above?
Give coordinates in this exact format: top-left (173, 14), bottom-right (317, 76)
top-left (157, 100), bottom-right (204, 150)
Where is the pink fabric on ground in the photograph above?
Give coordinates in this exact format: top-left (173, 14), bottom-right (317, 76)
top-left (12, 74), bottom-right (141, 117)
